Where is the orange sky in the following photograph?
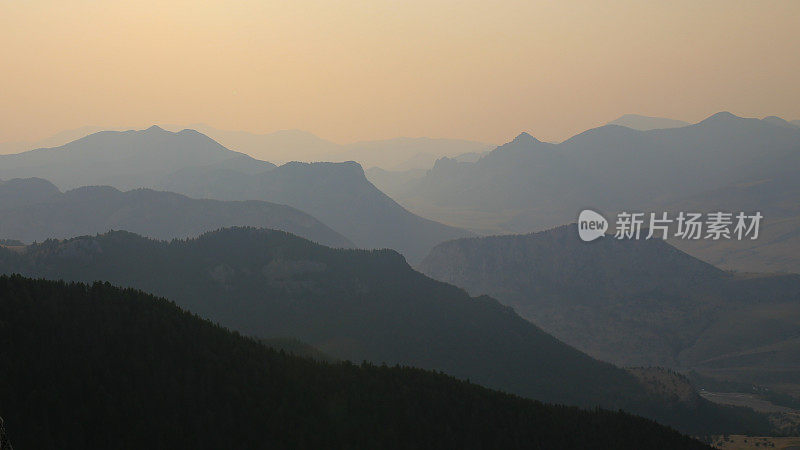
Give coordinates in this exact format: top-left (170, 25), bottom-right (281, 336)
top-left (1, 0), bottom-right (798, 145)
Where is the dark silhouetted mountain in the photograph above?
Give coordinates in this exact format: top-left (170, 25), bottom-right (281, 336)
top-left (391, 112), bottom-right (800, 270)
top-left (608, 114), bottom-right (690, 131)
top-left (0, 275), bottom-right (715, 450)
top-left (159, 161), bottom-right (472, 263)
top-left (259, 337), bottom-right (335, 362)
top-left (0, 228), bottom-right (771, 435)
top-left (418, 224), bottom-right (800, 395)
top-left (0, 126), bottom-right (275, 191)
top-left (0, 178), bottom-right (352, 248)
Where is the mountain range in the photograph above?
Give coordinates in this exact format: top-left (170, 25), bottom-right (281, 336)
top-left (159, 124), bottom-right (494, 170)
top-left (418, 224), bottom-right (800, 399)
top-left (0, 177), bottom-right (352, 248)
top-left (0, 275), bottom-right (716, 449)
top-left (159, 160), bottom-right (471, 263)
top-left (0, 227), bottom-right (770, 435)
top-left (0, 125), bottom-right (275, 191)
top-left (383, 112), bottom-right (800, 272)
top-left (0, 124), bottom-right (493, 171)
top-left (0, 126), bottom-right (470, 262)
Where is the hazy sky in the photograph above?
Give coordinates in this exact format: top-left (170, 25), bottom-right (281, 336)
top-left (2, 0), bottom-right (799, 145)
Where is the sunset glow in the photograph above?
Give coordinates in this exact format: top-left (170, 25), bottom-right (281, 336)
top-left (2, 0), bottom-right (799, 144)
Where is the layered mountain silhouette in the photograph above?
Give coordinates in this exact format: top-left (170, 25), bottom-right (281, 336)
top-left (170, 126), bottom-right (341, 164)
top-left (0, 126), bottom-right (470, 262)
top-left (0, 178), bottom-right (352, 248)
top-left (419, 224), bottom-right (800, 394)
top-left (388, 113), bottom-right (800, 271)
top-left (168, 124), bottom-right (493, 170)
top-left (0, 275), bottom-right (716, 449)
top-left (0, 124), bottom-right (493, 170)
top-left (159, 161), bottom-right (470, 262)
top-left (0, 125), bottom-right (275, 191)
top-left (0, 227), bottom-right (771, 435)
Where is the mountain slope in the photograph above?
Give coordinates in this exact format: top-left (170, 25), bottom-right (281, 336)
top-left (0, 228), bottom-right (769, 435)
top-left (0, 125), bottom-right (111, 155)
top-left (0, 178), bottom-right (352, 248)
top-left (159, 161), bottom-right (472, 263)
top-left (418, 224), bottom-right (800, 389)
top-left (174, 124), bottom-right (493, 169)
top-left (0, 126), bottom-right (275, 191)
top-left (0, 275), bottom-right (713, 450)
top-left (173, 126), bottom-right (340, 164)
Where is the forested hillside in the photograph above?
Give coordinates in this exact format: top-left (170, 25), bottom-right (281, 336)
top-left (0, 228), bottom-right (771, 435)
top-left (0, 275), bottom-right (711, 450)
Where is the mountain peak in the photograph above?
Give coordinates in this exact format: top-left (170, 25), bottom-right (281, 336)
top-left (145, 125), bottom-right (166, 132)
top-left (698, 111), bottom-right (743, 125)
top-left (511, 132), bottom-right (539, 145)
top-left (761, 116), bottom-right (795, 128)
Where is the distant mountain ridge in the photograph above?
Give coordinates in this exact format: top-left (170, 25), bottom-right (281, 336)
top-left (0, 125), bottom-right (275, 191)
top-left (608, 114), bottom-right (690, 131)
top-left (169, 126), bottom-right (340, 165)
top-left (387, 112), bottom-right (800, 271)
top-left (0, 178), bottom-right (352, 248)
top-left (168, 124), bottom-right (493, 170)
top-left (0, 126), bottom-right (470, 262)
top-left (391, 112), bottom-right (800, 230)
top-left (0, 227), bottom-right (770, 435)
top-left (1, 124), bottom-right (493, 170)
top-left (332, 136), bottom-right (493, 171)
top-left (159, 160), bottom-right (471, 262)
